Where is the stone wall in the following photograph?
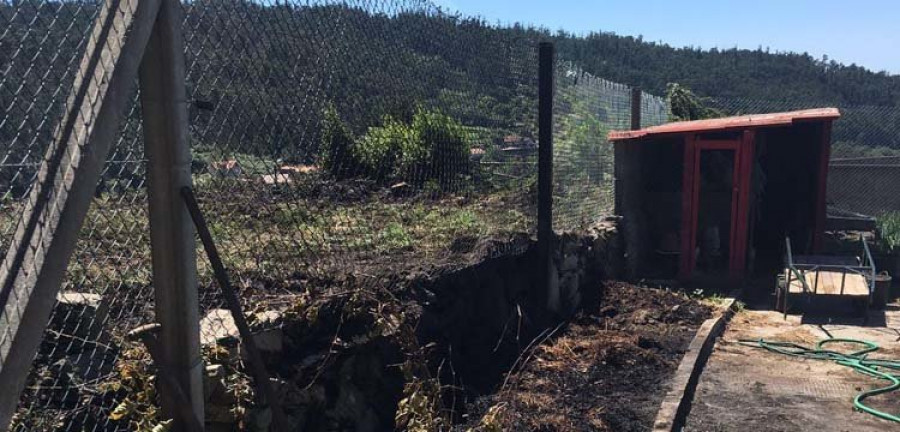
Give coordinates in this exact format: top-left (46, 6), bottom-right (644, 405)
top-left (67, 221), bottom-right (624, 431)
top-left (415, 219), bottom-right (622, 409)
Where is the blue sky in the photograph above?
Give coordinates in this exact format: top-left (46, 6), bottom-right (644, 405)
top-left (433, 0), bottom-right (900, 75)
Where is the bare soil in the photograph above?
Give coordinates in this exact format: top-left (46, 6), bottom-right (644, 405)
top-left (686, 309), bottom-right (900, 432)
top-left (461, 281), bottom-right (713, 432)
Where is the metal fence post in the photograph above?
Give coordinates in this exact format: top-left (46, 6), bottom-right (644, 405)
top-left (139, 0), bottom-right (204, 428)
top-left (631, 87), bottom-right (642, 130)
top-left (615, 87), bottom-right (642, 215)
top-left (0, 0), bottom-right (162, 428)
top-left (538, 42), bottom-right (555, 311)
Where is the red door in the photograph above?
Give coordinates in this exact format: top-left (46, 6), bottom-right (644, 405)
top-left (679, 131), bottom-right (755, 280)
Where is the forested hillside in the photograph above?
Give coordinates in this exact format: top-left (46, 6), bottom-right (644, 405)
top-left (3, 0), bottom-right (899, 188)
top-left (553, 31), bottom-right (900, 105)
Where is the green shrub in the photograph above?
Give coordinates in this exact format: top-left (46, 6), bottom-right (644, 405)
top-left (666, 83), bottom-right (722, 121)
top-left (876, 211), bottom-right (900, 253)
top-left (353, 108), bottom-right (469, 187)
top-left (378, 222), bottom-right (413, 252)
top-left (320, 104), bottom-right (357, 178)
top-left (319, 106), bottom-right (469, 188)
top-left (412, 108), bottom-right (469, 186)
top-left (355, 116), bottom-right (418, 181)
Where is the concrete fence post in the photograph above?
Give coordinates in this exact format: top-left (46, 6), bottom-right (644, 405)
top-left (0, 0), bottom-right (163, 428)
top-left (139, 0), bottom-right (204, 429)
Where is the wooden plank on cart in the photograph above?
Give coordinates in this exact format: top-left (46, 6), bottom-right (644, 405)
top-left (787, 270), bottom-right (869, 296)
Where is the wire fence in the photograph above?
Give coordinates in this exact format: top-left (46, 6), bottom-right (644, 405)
top-left (707, 97), bottom-right (900, 217)
top-left (2, 0), bottom-right (542, 430)
top-left (552, 61), bottom-right (667, 232)
top-left (5, 0), bottom-right (899, 431)
top-left (1, 0), bottom-right (154, 430)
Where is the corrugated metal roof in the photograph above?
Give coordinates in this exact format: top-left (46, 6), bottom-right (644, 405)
top-left (608, 108), bottom-right (840, 141)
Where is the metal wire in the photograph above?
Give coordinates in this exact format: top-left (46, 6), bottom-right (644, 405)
top-left (551, 60), bottom-right (667, 232)
top-left (7, 0), bottom-right (896, 430)
top-left (1, 0), bottom-right (155, 430)
top-left (3, 1), bottom-right (540, 430)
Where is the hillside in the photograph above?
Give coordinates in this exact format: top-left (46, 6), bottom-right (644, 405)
top-left (552, 31), bottom-right (900, 105)
top-left (3, 0), bottom-right (899, 177)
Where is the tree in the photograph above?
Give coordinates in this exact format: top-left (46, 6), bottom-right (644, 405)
top-left (666, 83), bottom-right (723, 121)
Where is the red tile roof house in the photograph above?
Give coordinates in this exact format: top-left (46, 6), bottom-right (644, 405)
top-left (209, 159), bottom-right (243, 178)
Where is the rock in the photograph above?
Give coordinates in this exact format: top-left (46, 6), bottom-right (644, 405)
top-left (328, 358), bottom-right (379, 432)
top-left (637, 336), bottom-right (662, 350)
top-left (206, 404), bottom-right (238, 424)
top-left (200, 309), bottom-right (239, 346)
top-left (51, 292), bottom-right (110, 347)
top-left (248, 310), bottom-right (284, 354)
top-left (206, 363), bottom-right (226, 380)
top-left (559, 272), bottom-right (582, 316)
top-left (545, 260), bottom-right (563, 315)
top-left (247, 407), bottom-right (272, 432)
top-left (252, 310), bottom-right (283, 327)
top-left (599, 305), bottom-right (618, 318)
top-left (390, 182), bottom-right (411, 197)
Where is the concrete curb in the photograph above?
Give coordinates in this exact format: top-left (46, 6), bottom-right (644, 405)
top-left (652, 296), bottom-right (739, 432)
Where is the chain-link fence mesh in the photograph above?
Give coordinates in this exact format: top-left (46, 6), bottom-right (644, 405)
top-left (182, 3), bottom-right (540, 426)
top-left (3, 0), bottom-right (542, 430)
top-left (552, 60), bottom-right (667, 232)
top-left (183, 0), bottom-right (538, 294)
top-left (1, 0), bottom-right (103, 258)
top-left (10, 0), bottom-right (898, 429)
top-left (707, 97), bottom-right (900, 217)
top-left (1, 0), bottom-right (157, 430)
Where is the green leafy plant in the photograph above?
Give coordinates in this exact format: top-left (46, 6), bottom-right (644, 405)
top-left (320, 104), bottom-right (358, 178)
top-left (377, 222), bottom-right (413, 252)
top-left (412, 107), bottom-right (470, 186)
top-left (666, 83), bottom-right (723, 122)
top-left (876, 211), bottom-right (900, 253)
top-left (326, 106), bottom-right (469, 188)
top-left (355, 115), bottom-right (417, 181)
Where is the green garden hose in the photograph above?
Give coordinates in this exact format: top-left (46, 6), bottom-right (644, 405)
top-left (738, 337), bottom-right (900, 423)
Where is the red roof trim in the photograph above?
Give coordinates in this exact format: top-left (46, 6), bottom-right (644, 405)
top-left (608, 108), bottom-right (840, 141)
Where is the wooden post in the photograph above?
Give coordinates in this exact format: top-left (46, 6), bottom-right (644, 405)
top-left (631, 87), bottom-right (642, 130)
top-left (812, 121), bottom-right (833, 253)
top-left (139, 0), bottom-right (204, 428)
top-left (537, 42), bottom-right (555, 311)
top-left (0, 0), bottom-right (162, 428)
top-left (616, 87), bottom-right (642, 214)
top-left (730, 130), bottom-right (756, 279)
top-left (679, 134), bottom-right (698, 280)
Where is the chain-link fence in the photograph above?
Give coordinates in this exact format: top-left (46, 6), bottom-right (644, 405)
top-left (182, 4), bottom-right (541, 427)
top-left (182, 0), bottom-right (539, 295)
top-left (1, 0), bottom-right (155, 430)
top-left (707, 97), bottom-right (900, 218)
top-left (2, 0), bottom-right (543, 430)
top-left (11, 0), bottom-right (899, 430)
top-left (552, 61), bottom-right (667, 232)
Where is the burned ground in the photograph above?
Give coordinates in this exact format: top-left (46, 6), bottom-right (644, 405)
top-left (461, 281), bottom-right (713, 432)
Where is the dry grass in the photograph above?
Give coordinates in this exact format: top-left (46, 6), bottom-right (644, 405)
top-left (466, 282), bottom-right (714, 432)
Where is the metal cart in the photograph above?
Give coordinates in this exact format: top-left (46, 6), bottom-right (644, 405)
top-left (777, 237), bottom-right (876, 318)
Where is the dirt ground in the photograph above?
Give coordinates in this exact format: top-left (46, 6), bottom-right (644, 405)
top-left (686, 305), bottom-right (900, 432)
top-left (462, 282), bottom-right (715, 432)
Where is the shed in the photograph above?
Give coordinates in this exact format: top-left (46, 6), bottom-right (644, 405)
top-left (609, 108), bottom-right (840, 282)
